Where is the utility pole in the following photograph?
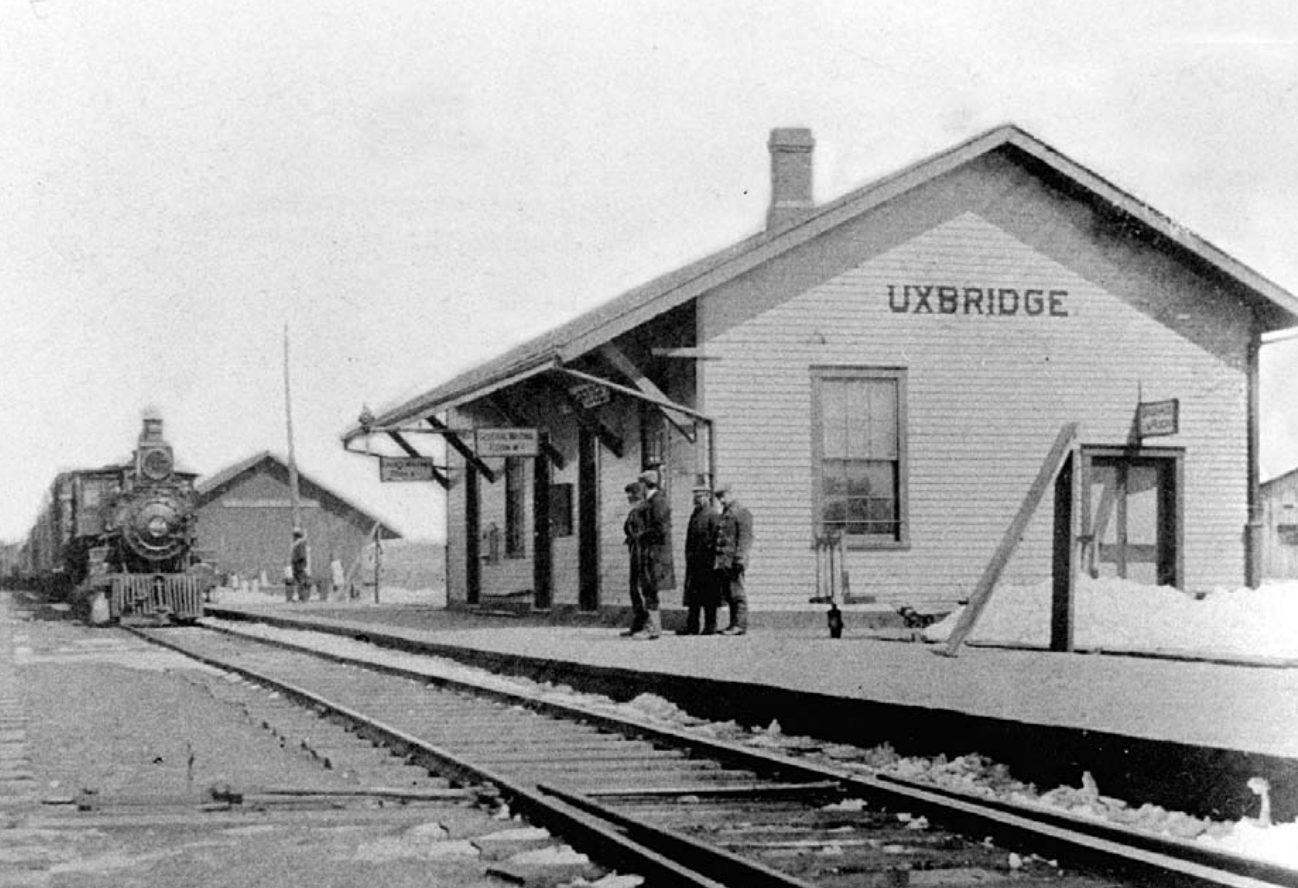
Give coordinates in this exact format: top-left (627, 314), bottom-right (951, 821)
top-left (284, 323), bottom-right (303, 532)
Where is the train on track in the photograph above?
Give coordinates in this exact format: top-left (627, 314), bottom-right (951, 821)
top-left (20, 413), bottom-right (214, 625)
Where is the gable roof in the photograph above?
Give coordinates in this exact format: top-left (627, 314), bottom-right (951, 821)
top-left (1262, 465), bottom-right (1298, 492)
top-left (196, 451), bottom-right (403, 539)
top-left (343, 124), bottom-right (1298, 444)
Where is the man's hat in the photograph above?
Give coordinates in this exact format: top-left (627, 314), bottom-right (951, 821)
top-left (714, 483), bottom-right (732, 496)
top-left (637, 470), bottom-right (659, 486)
top-left (292, 528), bottom-right (304, 537)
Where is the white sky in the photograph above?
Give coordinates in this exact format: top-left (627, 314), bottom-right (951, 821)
top-left (3, 1), bottom-right (1298, 542)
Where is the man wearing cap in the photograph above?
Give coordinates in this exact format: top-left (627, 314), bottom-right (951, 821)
top-left (290, 528), bottom-right (311, 603)
top-left (678, 482), bottom-right (721, 635)
top-left (630, 469), bottom-right (675, 640)
top-left (714, 484), bottom-right (753, 635)
top-left (620, 480), bottom-right (647, 636)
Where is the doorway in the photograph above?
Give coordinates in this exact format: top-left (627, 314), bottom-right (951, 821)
top-left (578, 428), bottom-right (600, 610)
top-left (1083, 449), bottom-right (1181, 587)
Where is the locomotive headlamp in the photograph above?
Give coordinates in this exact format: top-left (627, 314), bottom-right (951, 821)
top-left (141, 447), bottom-right (174, 481)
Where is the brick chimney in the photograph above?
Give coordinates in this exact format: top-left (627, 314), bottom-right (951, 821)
top-left (766, 127), bottom-right (815, 230)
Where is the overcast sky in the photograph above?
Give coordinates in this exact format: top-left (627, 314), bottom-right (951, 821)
top-left (3, 1), bottom-right (1297, 542)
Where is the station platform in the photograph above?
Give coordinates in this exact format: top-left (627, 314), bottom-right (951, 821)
top-left (204, 598), bottom-right (1298, 824)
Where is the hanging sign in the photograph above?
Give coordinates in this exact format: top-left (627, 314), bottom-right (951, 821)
top-left (380, 457), bottom-right (439, 482)
top-left (567, 382), bottom-right (611, 409)
top-left (476, 427), bottom-right (539, 458)
top-left (1137, 399), bottom-right (1179, 439)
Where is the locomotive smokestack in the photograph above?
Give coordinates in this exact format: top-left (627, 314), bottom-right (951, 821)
top-left (140, 407), bottom-right (164, 444)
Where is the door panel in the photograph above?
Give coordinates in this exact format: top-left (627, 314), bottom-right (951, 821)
top-left (1086, 454), bottom-right (1177, 587)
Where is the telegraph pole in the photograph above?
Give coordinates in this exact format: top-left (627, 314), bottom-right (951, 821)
top-left (284, 323), bottom-right (303, 532)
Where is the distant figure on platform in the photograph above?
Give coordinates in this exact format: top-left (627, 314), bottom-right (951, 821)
top-left (678, 483), bottom-right (721, 635)
top-left (630, 469), bottom-right (675, 640)
top-left (330, 557), bottom-right (346, 602)
top-left (714, 483), bottom-right (753, 635)
top-left (620, 481), bottom-right (647, 636)
top-left (290, 528), bottom-right (311, 602)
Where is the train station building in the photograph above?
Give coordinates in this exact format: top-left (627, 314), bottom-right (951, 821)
top-left (195, 452), bottom-right (401, 589)
top-left (343, 124), bottom-right (1298, 619)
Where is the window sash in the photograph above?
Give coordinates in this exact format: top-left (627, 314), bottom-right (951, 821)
top-left (812, 369), bottom-right (906, 545)
top-left (504, 457), bottom-right (526, 556)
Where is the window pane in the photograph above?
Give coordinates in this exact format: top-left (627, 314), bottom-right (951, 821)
top-left (865, 380), bottom-right (898, 459)
top-left (505, 457), bottom-right (526, 556)
top-left (845, 382), bottom-right (870, 459)
top-left (821, 381), bottom-right (849, 458)
top-left (815, 371), bottom-right (904, 542)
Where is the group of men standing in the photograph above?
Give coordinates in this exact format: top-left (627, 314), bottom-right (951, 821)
top-left (622, 470), bottom-right (752, 640)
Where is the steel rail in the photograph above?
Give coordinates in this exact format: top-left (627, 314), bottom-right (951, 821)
top-left (128, 626), bottom-right (732, 888)
top-left (140, 622), bottom-right (1298, 888)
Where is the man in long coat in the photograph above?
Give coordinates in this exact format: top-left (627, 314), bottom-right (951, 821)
top-left (630, 469), bottom-right (675, 640)
top-left (290, 528), bottom-right (311, 602)
top-left (678, 484), bottom-right (721, 635)
top-left (620, 481), bottom-right (647, 636)
top-left (714, 483), bottom-right (753, 635)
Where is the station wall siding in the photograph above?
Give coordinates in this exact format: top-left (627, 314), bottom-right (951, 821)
top-left (700, 200), bottom-right (1252, 611)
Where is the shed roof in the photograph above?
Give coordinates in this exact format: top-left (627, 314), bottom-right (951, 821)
top-left (343, 123), bottom-right (1298, 444)
top-left (1262, 465), bottom-right (1298, 493)
top-left (196, 451), bottom-right (402, 539)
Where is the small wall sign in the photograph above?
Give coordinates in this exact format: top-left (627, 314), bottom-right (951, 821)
top-left (379, 457), bottom-right (439, 482)
top-left (1137, 399), bottom-right (1179, 438)
top-left (476, 427), bottom-right (539, 458)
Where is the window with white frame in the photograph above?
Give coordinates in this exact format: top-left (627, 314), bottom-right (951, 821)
top-left (811, 367), bottom-right (907, 546)
top-left (504, 457), bottom-right (526, 557)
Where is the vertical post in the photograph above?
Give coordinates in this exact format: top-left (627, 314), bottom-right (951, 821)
top-left (372, 527), bottom-right (382, 604)
top-left (1245, 331), bottom-right (1263, 587)
top-left (465, 466), bottom-right (480, 605)
top-left (1050, 451), bottom-right (1079, 652)
top-left (532, 433), bottom-right (553, 610)
top-left (283, 324), bottom-right (302, 533)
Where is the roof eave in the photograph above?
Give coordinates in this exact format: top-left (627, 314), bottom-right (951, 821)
top-left (343, 123), bottom-right (1298, 439)
top-left (341, 353), bottom-right (561, 445)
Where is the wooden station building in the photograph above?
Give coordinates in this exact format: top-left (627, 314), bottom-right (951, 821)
top-left (195, 452), bottom-right (401, 587)
top-left (343, 125), bottom-right (1298, 620)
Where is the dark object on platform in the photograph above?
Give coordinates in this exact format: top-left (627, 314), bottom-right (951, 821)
top-left (827, 603), bottom-right (844, 638)
top-left (897, 605), bottom-right (939, 629)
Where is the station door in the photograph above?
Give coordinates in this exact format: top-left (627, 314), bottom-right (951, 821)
top-left (1084, 449), bottom-right (1180, 587)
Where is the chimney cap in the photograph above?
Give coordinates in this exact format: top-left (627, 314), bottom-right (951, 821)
top-left (768, 127), bottom-right (815, 150)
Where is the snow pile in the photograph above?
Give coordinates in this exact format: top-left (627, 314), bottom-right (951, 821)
top-left (922, 578), bottom-right (1298, 660)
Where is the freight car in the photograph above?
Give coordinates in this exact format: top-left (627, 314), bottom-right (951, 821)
top-left (24, 413), bottom-right (214, 624)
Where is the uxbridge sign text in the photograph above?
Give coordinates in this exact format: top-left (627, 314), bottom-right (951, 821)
top-left (887, 284), bottom-right (1070, 317)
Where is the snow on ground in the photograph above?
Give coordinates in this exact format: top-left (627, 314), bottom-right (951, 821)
top-left (923, 577), bottom-right (1298, 661)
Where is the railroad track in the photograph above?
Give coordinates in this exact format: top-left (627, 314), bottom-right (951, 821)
top-left (130, 622), bottom-right (1298, 888)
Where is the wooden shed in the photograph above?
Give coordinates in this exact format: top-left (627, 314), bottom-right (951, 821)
top-left (343, 124), bottom-right (1298, 618)
top-left (1260, 467), bottom-right (1298, 579)
top-left (195, 452), bottom-right (401, 588)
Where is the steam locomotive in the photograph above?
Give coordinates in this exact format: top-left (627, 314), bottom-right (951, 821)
top-left (22, 414), bottom-right (214, 624)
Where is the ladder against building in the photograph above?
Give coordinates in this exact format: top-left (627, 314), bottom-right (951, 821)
top-left (941, 423), bottom-right (1081, 657)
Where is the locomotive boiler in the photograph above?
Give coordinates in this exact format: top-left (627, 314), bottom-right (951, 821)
top-left (24, 414), bottom-right (213, 624)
